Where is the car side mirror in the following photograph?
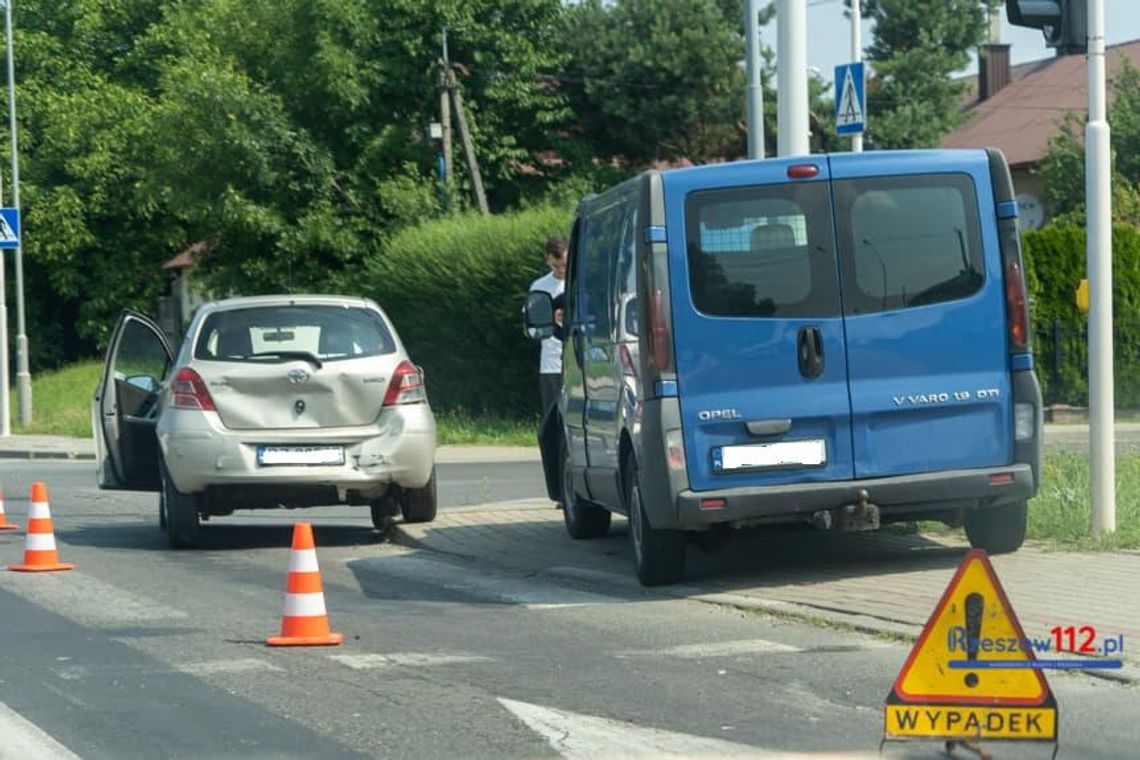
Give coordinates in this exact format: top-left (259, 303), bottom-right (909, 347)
top-left (524, 290), bottom-right (556, 340)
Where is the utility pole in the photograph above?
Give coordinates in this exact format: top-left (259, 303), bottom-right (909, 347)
top-left (438, 26), bottom-right (454, 210)
top-left (1086, 0), bottom-right (1115, 536)
top-left (776, 0), bottom-right (809, 156)
top-left (5, 0), bottom-right (28, 426)
top-left (744, 0), bottom-right (765, 159)
top-left (849, 0), bottom-right (863, 153)
top-left (448, 68), bottom-right (489, 216)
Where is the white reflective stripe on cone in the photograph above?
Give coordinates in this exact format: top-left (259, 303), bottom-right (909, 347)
top-left (28, 501), bottom-right (52, 519)
top-left (287, 549), bottom-right (320, 573)
top-left (282, 592), bottom-right (327, 618)
top-left (24, 533), bottom-right (57, 551)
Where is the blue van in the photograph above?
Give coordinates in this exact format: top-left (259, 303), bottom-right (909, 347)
top-left (524, 149), bottom-right (1042, 586)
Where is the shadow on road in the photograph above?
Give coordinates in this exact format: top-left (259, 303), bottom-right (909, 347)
top-left (57, 519), bottom-right (387, 552)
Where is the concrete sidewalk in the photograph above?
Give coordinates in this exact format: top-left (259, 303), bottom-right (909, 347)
top-left (2, 422), bottom-right (1139, 462)
top-left (395, 498), bottom-right (1140, 683)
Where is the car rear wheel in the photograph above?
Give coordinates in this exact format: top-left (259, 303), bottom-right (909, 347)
top-left (964, 499), bottom-right (1027, 555)
top-left (561, 441), bottom-right (611, 539)
top-left (626, 455), bottom-right (685, 586)
top-left (160, 460), bottom-right (200, 549)
top-left (401, 468), bottom-right (438, 524)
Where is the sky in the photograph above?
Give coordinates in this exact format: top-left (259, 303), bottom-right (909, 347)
top-left (761, 0), bottom-right (1140, 84)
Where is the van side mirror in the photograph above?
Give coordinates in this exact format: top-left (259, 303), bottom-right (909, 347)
top-left (524, 290), bottom-right (556, 340)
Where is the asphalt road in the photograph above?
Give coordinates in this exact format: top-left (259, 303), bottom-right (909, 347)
top-left (0, 460), bottom-right (1134, 759)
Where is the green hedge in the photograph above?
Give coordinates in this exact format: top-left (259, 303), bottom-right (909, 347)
top-left (347, 205), bottom-right (573, 417)
top-left (1023, 224), bottom-right (1140, 407)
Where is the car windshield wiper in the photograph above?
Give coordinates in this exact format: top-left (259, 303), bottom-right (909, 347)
top-left (245, 351), bottom-right (323, 369)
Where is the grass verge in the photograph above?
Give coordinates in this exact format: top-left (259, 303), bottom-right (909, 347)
top-left (11, 360), bottom-right (538, 446)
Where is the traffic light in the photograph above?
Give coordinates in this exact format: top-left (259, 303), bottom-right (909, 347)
top-left (1005, 1), bottom-right (1088, 55)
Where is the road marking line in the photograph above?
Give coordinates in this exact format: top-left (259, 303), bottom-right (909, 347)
top-left (0, 700), bottom-right (81, 760)
top-left (0, 571), bottom-right (187, 628)
top-left (329, 652), bottom-right (492, 670)
top-left (178, 658), bottom-right (284, 676)
top-left (618, 638), bottom-right (803, 659)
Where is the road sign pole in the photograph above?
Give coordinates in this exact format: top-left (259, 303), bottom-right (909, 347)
top-left (5, 0), bottom-right (29, 426)
top-left (1086, 0), bottom-right (1115, 536)
top-left (850, 0), bottom-right (863, 152)
top-left (776, 0), bottom-right (809, 156)
top-left (744, 0), bottom-right (765, 159)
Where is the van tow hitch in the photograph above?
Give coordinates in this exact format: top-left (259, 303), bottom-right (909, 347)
top-left (839, 489), bottom-right (880, 532)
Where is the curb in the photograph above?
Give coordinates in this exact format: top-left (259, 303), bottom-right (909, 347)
top-left (0, 449), bottom-right (95, 461)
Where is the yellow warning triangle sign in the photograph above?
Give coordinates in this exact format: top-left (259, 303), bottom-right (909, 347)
top-left (891, 549), bottom-right (1052, 705)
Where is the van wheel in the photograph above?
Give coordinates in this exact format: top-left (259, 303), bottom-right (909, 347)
top-left (964, 500), bottom-right (1027, 555)
top-left (400, 469), bottom-right (438, 524)
top-left (161, 461), bottom-right (200, 549)
top-left (561, 441), bottom-right (611, 539)
top-left (625, 455), bottom-right (686, 586)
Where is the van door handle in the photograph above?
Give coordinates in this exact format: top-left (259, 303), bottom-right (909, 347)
top-left (797, 326), bottom-right (824, 379)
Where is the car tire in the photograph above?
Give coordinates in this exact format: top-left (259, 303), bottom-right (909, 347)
top-left (625, 454), bottom-right (685, 586)
top-left (561, 440), bottom-right (611, 539)
top-left (401, 468), bottom-right (438, 524)
top-left (964, 500), bottom-right (1027, 555)
top-left (160, 460), bottom-right (200, 549)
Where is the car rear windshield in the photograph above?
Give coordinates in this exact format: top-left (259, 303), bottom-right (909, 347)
top-left (833, 173), bottom-right (984, 315)
top-left (684, 182), bottom-right (840, 318)
top-left (193, 305), bottom-right (396, 363)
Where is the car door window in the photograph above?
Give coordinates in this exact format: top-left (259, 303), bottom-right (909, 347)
top-left (834, 173), bottom-right (984, 315)
top-left (114, 319), bottom-right (171, 417)
top-left (684, 182), bottom-right (839, 318)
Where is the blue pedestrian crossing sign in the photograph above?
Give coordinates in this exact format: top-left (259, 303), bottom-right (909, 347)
top-left (0, 208), bottom-right (19, 249)
top-left (835, 62), bottom-right (866, 136)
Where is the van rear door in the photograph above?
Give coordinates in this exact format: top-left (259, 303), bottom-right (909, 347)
top-left (666, 160), bottom-right (855, 492)
top-left (829, 152), bottom-right (1012, 478)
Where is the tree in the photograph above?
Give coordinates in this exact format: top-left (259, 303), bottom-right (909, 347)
top-left (853, 0), bottom-right (998, 149)
top-left (1039, 57), bottom-right (1140, 226)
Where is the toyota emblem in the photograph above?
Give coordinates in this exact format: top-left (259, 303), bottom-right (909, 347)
top-left (287, 368), bottom-right (310, 384)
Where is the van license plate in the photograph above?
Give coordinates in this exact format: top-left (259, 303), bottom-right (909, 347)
top-left (257, 446), bottom-right (345, 466)
top-left (714, 440), bottom-right (826, 472)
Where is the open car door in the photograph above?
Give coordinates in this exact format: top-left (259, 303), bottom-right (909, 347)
top-left (93, 311), bottom-right (173, 491)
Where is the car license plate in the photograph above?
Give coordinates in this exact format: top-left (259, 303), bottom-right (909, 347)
top-left (713, 439), bottom-right (826, 472)
top-left (257, 445), bottom-right (345, 466)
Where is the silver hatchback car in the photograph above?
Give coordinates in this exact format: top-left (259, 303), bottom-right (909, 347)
top-left (93, 295), bottom-right (437, 546)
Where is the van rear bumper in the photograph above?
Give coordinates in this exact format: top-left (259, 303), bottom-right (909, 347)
top-left (674, 464), bottom-right (1034, 529)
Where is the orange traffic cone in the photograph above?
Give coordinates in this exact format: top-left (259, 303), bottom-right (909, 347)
top-left (0, 488), bottom-right (17, 531)
top-left (267, 522), bottom-right (342, 646)
top-left (8, 482), bottom-right (73, 572)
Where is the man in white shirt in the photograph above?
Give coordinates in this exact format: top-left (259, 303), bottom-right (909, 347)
top-left (528, 236), bottom-right (567, 418)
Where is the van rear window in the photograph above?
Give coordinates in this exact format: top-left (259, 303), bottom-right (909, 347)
top-left (834, 173), bottom-right (984, 314)
top-left (684, 183), bottom-right (839, 318)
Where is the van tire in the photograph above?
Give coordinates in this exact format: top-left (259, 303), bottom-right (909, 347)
top-left (561, 441), bottom-right (611, 539)
top-left (161, 460), bottom-right (200, 549)
top-left (964, 500), bottom-right (1027, 555)
top-left (400, 469), bottom-right (438, 524)
top-left (625, 456), bottom-right (686, 586)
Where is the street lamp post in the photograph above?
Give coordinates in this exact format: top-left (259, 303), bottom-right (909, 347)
top-left (2, 0), bottom-right (29, 426)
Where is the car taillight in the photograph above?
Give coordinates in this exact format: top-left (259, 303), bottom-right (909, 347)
top-left (648, 289), bottom-right (671, 372)
top-left (383, 361), bottom-right (426, 406)
top-left (171, 367), bottom-right (215, 411)
top-left (619, 344), bottom-right (637, 377)
top-left (1005, 261), bottom-right (1030, 351)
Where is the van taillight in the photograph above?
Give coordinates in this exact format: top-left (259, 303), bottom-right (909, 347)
top-left (1005, 261), bottom-right (1030, 351)
top-left (648, 289), bottom-right (671, 371)
top-left (171, 367), bottom-right (215, 411)
top-left (383, 361), bottom-right (426, 405)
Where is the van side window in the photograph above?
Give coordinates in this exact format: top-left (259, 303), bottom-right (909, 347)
top-left (835, 173), bottom-right (984, 315)
top-left (582, 203), bottom-right (625, 339)
top-left (684, 183), bottom-right (839, 318)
